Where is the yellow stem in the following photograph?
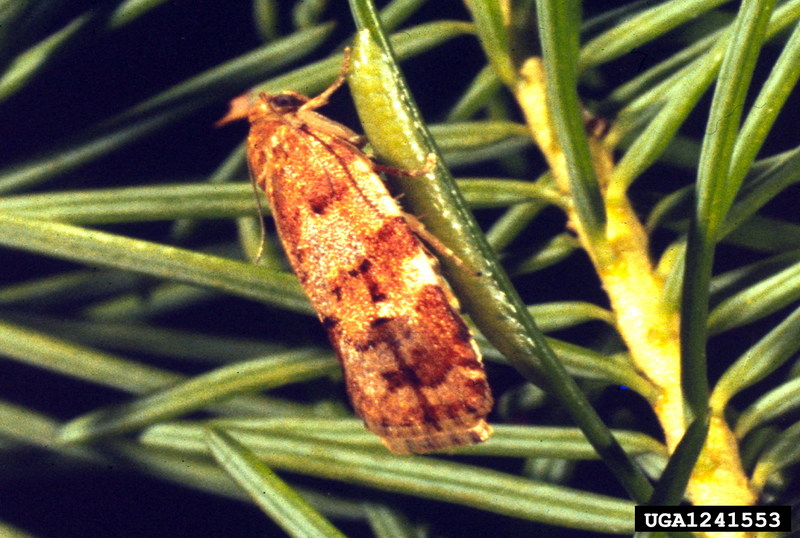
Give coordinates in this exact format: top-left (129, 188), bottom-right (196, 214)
top-left (514, 57), bottom-right (756, 512)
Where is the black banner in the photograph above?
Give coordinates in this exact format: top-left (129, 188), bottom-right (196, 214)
top-left (635, 505), bottom-right (791, 532)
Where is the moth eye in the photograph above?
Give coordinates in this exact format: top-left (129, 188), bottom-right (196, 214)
top-left (270, 93), bottom-right (304, 110)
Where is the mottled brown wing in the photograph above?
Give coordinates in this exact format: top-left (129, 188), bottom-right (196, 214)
top-left (247, 108), bottom-right (492, 454)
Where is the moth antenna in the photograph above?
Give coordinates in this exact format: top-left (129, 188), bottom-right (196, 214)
top-left (247, 162), bottom-right (269, 264)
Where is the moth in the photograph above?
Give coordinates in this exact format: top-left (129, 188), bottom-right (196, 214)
top-left (219, 53), bottom-right (492, 454)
